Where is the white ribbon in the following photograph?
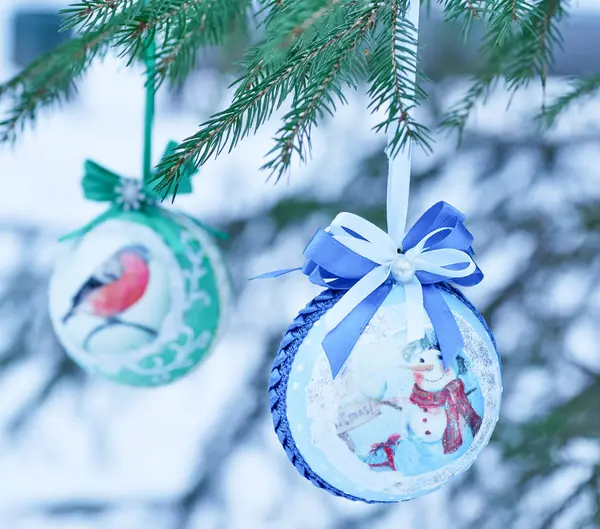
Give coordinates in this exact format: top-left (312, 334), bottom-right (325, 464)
top-left (321, 1), bottom-right (478, 347)
top-left (323, 213), bottom-right (477, 344)
top-left (386, 0), bottom-right (420, 245)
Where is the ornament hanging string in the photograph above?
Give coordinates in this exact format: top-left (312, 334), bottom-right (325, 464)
top-left (384, 0), bottom-right (422, 341)
top-left (59, 29), bottom-right (227, 243)
top-left (143, 35), bottom-right (156, 184)
top-left (385, 0), bottom-right (419, 244)
top-left (257, 0), bottom-right (484, 378)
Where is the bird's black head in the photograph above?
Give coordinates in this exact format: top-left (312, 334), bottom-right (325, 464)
top-left (120, 244), bottom-right (150, 262)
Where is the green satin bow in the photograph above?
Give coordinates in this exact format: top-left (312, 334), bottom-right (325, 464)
top-left (60, 141), bottom-right (227, 243)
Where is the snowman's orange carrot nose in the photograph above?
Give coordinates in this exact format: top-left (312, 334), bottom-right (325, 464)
top-left (403, 364), bottom-right (434, 371)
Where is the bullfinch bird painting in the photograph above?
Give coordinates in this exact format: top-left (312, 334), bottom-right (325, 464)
top-left (62, 244), bottom-right (157, 350)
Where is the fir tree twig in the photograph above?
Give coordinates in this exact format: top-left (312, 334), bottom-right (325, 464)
top-left (441, 0), bottom-right (565, 140)
top-left (0, 0), bottom-right (581, 182)
top-left (0, 28), bottom-right (117, 144)
top-left (0, 0), bottom-right (251, 147)
top-left (61, 0), bottom-right (141, 31)
top-left (440, 0), bottom-right (483, 39)
top-left (539, 73), bottom-right (600, 127)
top-left (369, 0), bottom-right (432, 158)
top-left (147, 0), bottom-right (251, 86)
top-left (261, 6), bottom-right (373, 180)
top-left (260, 0), bottom-right (345, 51)
top-left (235, 0), bottom-right (356, 96)
top-left (152, 1), bottom-right (383, 194)
top-left (65, 1), bottom-right (251, 84)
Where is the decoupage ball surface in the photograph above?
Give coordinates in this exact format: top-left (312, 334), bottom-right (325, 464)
top-left (271, 283), bottom-right (501, 502)
top-left (49, 209), bottom-right (231, 387)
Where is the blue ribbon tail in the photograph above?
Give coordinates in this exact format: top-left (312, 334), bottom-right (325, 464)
top-left (422, 285), bottom-right (463, 370)
top-left (323, 282), bottom-right (392, 378)
top-left (250, 268), bottom-right (302, 280)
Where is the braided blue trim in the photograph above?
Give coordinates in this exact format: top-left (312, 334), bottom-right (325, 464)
top-left (268, 283), bottom-right (499, 502)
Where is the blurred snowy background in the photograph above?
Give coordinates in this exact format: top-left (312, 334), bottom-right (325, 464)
top-left (0, 1), bottom-right (599, 528)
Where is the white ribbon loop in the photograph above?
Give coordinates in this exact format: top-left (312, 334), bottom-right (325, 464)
top-left (330, 213), bottom-right (397, 255)
top-left (410, 249), bottom-right (477, 278)
top-left (321, 214), bottom-right (478, 347)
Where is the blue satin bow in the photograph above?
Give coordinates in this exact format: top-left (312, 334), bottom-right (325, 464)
top-left (259, 201), bottom-right (483, 378)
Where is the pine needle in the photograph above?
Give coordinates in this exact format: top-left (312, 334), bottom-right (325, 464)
top-left (0, 0), bottom-right (582, 190)
top-left (441, 0), bottom-right (566, 140)
top-left (539, 73), bottom-right (600, 127)
top-left (0, 28), bottom-right (117, 144)
top-left (151, 1), bottom-right (384, 193)
top-left (369, 0), bottom-right (432, 158)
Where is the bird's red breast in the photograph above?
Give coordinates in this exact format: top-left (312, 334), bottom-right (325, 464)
top-left (88, 252), bottom-right (150, 317)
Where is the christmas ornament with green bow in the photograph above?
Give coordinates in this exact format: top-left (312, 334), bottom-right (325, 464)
top-left (48, 38), bottom-right (232, 388)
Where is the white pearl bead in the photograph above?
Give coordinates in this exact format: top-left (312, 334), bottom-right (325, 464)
top-left (391, 254), bottom-right (415, 283)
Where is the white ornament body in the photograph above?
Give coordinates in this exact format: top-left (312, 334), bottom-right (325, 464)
top-left (49, 209), bottom-right (231, 386)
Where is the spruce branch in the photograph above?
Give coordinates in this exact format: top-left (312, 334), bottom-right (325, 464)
top-left (0, 0), bottom-right (581, 183)
top-left (148, 0), bottom-right (251, 86)
top-left (439, 75), bottom-right (496, 141)
top-left (260, 61), bottom-right (348, 182)
top-left (151, 59), bottom-right (302, 195)
top-left (369, 0), bottom-right (432, 158)
top-left (74, 0), bottom-right (252, 84)
top-left (0, 29), bottom-right (116, 144)
top-left (261, 6), bottom-right (373, 181)
top-left (61, 0), bottom-right (141, 31)
top-left (0, 0), bottom-right (251, 146)
top-left (440, 0), bottom-right (483, 39)
top-left (539, 73), bottom-right (600, 127)
top-left (151, 1), bottom-right (383, 194)
top-left (441, 0), bottom-right (566, 138)
top-left (234, 0), bottom-right (355, 97)
top-left (261, 0), bottom-right (346, 51)
top-left (486, 0), bottom-right (543, 45)
top-left (440, 0), bottom-right (541, 41)
top-left (503, 0), bottom-right (565, 91)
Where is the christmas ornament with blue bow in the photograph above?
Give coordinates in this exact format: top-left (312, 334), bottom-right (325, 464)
top-left (48, 35), bottom-right (232, 388)
top-left (260, 201), bottom-right (483, 379)
top-left (264, 0), bottom-right (501, 504)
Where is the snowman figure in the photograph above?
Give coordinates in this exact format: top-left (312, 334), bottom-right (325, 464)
top-left (405, 347), bottom-right (482, 457)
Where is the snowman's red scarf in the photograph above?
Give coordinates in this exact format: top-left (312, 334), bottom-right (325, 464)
top-left (410, 378), bottom-right (482, 455)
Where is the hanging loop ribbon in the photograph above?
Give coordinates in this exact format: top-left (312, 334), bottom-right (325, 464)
top-left (256, 202), bottom-right (482, 378)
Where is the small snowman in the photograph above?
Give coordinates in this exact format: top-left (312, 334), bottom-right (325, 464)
top-left (404, 346), bottom-right (483, 458)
